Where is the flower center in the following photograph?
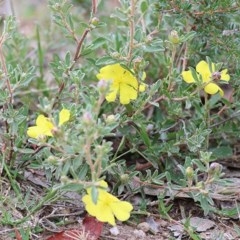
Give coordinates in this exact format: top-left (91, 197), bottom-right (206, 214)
top-left (212, 72), bottom-right (221, 81)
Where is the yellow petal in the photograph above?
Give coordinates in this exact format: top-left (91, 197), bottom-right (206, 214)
top-left (196, 61), bottom-right (209, 73)
top-left (111, 201), bottom-right (133, 221)
top-left (121, 70), bottom-right (138, 89)
top-left (27, 115), bottom-right (54, 138)
top-left (220, 69), bottom-right (230, 81)
top-left (182, 70), bottom-right (195, 83)
top-left (82, 194), bottom-right (98, 217)
top-left (27, 126), bottom-right (44, 139)
top-left (94, 202), bottom-right (116, 225)
top-left (86, 180), bottom-right (108, 196)
top-left (139, 83), bottom-right (146, 92)
top-left (82, 187), bottom-right (133, 226)
top-left (105, 84), bottom-right (119, 102)
top-left (204, 83), bottom-right (223, 95)
top-left (119, 83), bottom-right (138, 105)
top-left (196, 60), bottom-right (213, 82)
top-left (96, 64), bottom-right (141, 105)
top-left (98, 180), bottom-right (108, 188)
top-left (82, 191), bottom-right (116, 225)
top-left (36, 115), bottom-right (54, 132)
top-left (96, 64), bottom-right (121, 81)
top-left (131, 70), bottom-right (146, 82)
top-left (59, 109), bottom-right (70, 126)
top-left (141, 71), bottom-right (146, 81)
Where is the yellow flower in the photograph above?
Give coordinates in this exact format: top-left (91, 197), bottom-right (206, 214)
top-left (27, 108), bottom-right (70, 139)
top-left (82, 180), bottom-right (133, 225)
top-left (58, 108), bottom-right (71, 126)
top-left (182, 60), bottom-right (230, 95)
top-left (96, 63), bottom-right (146, 105)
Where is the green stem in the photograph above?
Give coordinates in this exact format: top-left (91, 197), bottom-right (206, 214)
top-left (13, 189), bottom-right (59, 225)
top-left (3, 160), bottom-right (21, 197)
top-left (36, 25), bottom-right (44, 88)
top-left (167, 44), bottom-right (176, 91)
top-left (204, 93), bottom-right (210, 150)
top-left (111, 148), bottom-right (132, 163)
top-left (127, 0), bottom-right (136, 62)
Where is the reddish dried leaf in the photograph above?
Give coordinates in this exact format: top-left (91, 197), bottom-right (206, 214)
top-left (46, 221), bottom-right (103, 240)
top-left (46, 216), bottom-right (103, 240)
top-left (14, 229), bottom-right (22, 240)
top-left (46, 229), bottom-right (82, 240)
top-left (83, 215), bottom-right (103, 239)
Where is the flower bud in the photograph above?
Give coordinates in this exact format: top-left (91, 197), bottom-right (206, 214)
top-left (212, 72), bottom-right (221, 81)
top-left (60, 175), bottom-right (68, 184)
top-left (145, 35), bottom-right (153, 44)
top-left (186, 166), bottom-right (194, 179)
top-left (105, 114), bottom-right (116, 123)
top-left (186, 166), bottom-right (194, 187)
top-left (196, 181), bottom-right (203, 188)
top-left (82, 112), bottom-right (93, 125)
top-left (200, 189), bottom-right (209, 196)
top-left (97, 79), bottom-right (109, 93)
top-left (120, 174), bottom-right (129, 184)
top-left (168, 30), bottom-right (180, 44)
top-left (133, 57), bottom-right (143, 69)
top-left (90, 17), bottom-right (99, 26)
top-left (111, 52), bottom-right (120, 58)
top-left (54, 3), bottom-right (60, 9)
top-left (46, 155), bottom-right (57, 164)
top-left (51, 126), bottom-right (60, 136)
top-left (208, 162), bottom-right (222, 177)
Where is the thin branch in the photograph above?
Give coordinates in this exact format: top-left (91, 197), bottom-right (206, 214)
top-left (92, 0), bottom-right (97, 15)
top-left (0, 35), bottom-right (12, 104)
top-left (84, 137), bottom-right (96, 178)
top-left (72, 28), bottom-right (90, 63)
top-left (210, 110), bottom-right (240, 128)
top-left (0, 33), bottom-right (15, 164)
top-left (53, 0), bottom-right (99, 108)
top-left (59, 11), bottom-right (78, 43)
top-left (193, 6), bottom-right (240, 16)
top-left (71, 0), bottom-right (98, 66)
top-left (127, 0), bottom-right (136, 62)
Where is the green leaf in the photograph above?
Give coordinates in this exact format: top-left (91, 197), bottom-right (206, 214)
top-left (143, 39), bottom-right (164, 52)
top-left (65, 52), bottom-right (71, 67)
top-left (91, 37), bottom-right (108, 49)
top-left (91, 187), bottom-right (99, 205)
top-left (233, 223), bottom-right (240, 236)
top-left (78, 163), bottom-right (89, 180)
top-left (82, 37), bottom-right (107, 56)
top-left (96, 56), bottom-right (116, 65)
top-left (0, 89), bottom-right (9, 104)
top-left (14, 148), bottom-right (35, 154)
top-left (61, 183), bottom-right (84, 192)
top-left (211, 146), bottom-right (232, 159)
top-left (67, 14), bottom-right (74, 31)
top-left (180, 31), bottom-right (196, 42)
top-left (140, 1), bottom-right (148, 13)
top-left (110, 10), bottom-right (128, 21)
top-left (189, 67), bottom-right (199, 83)
top-left (139, 125), bottom-right (151, 148)
top-left (192, 159), bottom-right (206, 171)
top-left (206, 56), bottom-right (214, 72)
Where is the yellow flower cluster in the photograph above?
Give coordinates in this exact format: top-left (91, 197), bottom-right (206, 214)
top-left (182, 60), bottom-right (230, 95)
top-left (27, 109), bottom-right (70, 139)
top-left (82, 180), bottom-right (133, 225)
top-left (96, 63), bottom-right (146, 105)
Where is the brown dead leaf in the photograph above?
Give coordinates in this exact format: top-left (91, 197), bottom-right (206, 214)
top-left (46, 216), bottom-right (103, 240)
